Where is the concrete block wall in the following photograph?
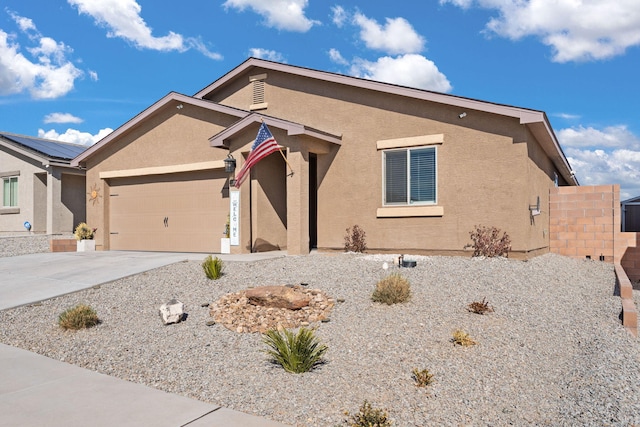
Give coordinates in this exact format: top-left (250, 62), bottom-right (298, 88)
top-left (50, 238), bottom-right (76, 252)
top-left (549, 185), bottom-right (617, 262)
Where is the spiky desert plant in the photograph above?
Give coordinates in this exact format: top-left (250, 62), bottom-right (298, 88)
top-left (372, 273), bottom-right (411, 305)
top-left (452, 329), bottom-right (477, 346)
top-left (263, 327), bottom-right (328, 373)
top-left (344, 225), bottom-right (367, 253)
top-left (58, 304), bottom-right (99, 330)
top-left (467, 297), bottom-right (494, 315)
top-left (202, 255), bottom-right (224, 280)
top-left (73, 222), bottom-right (95, 240)
top-left (343, 400), bottom-right (392, 427)
top-left (412, 368), bottom-right (434, 387)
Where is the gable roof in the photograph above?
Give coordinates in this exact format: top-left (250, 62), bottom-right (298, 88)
top-left (72, 92), bottom-right (250, 167)
top-left (195, 58), bottom-right (578, 186)
top-left (0, 132), bottom-right (86, 167)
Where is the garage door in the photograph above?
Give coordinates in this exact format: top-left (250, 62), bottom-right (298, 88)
top-left (108, 170), bottom-right (228, 252)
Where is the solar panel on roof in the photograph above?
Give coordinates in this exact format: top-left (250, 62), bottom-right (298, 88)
top-left (0, 133), bottom-right (86, 160)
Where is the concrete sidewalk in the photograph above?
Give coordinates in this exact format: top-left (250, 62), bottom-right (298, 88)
top-left (0, 343), bottom-right (288, 427)
top-left (0, 250), bottom-right (290, 427)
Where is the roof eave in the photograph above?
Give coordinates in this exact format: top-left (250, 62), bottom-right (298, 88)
top-left (209, 113), bottom-right (342, 148)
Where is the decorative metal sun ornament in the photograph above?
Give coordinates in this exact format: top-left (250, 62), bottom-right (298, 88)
top-left (88, 183), bottom-right (102, 206)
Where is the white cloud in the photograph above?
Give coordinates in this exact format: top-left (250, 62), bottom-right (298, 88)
top-left (0, 13), bottom-right (83, 99)
top-left (440, 0), bottom-right (640, 62)
top-left (558, 125), bottom-right (640, 199)
top-left (223, 0), bottom-right (319, 32)
top-left (554, 112), bottom-right (581, 120)
top-left (328, 48), bottom-right (349, 65)
top-left (331, 5), bottom-right (347, 27)
top-left (558, 125), bottom-right (640, 149)
top-left (249, 48), bottom-right (285, 62)
top-left (44, 113), bottom-right (83, 124)
top-left (349, 54), bottom-right (452, 92)
top-left (89, 70), bottom-right (98, 81)
top-left (353, 12), bottom-right (425, 55)
top-left (38, 127), bottom-right (113, 146)
top-left (68, 0), bottom-right (222, 59)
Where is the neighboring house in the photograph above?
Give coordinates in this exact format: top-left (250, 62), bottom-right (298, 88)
top-left (72, 58), bottom-right (577, 257)
top-left (0, 132), bottom-right (86, 235)
top-left (621, 196), bottom-right (640, 232)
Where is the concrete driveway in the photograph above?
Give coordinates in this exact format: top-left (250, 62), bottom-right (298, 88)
top-left (0, 250), bottom-right (285, 311)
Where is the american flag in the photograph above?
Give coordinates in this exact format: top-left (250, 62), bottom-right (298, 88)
top-left (233, 122), bottom-right (280, 188)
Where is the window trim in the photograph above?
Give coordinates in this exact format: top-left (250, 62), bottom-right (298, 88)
top-left (382, 146), bottom-right (437, 207)
top-left (2, 175), bottom-right (18, 208)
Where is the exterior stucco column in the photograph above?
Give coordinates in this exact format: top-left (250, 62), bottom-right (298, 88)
top-left (286, 147), bottom-right (309, 255)
top-left (46, 168), bottom-right (62, 235)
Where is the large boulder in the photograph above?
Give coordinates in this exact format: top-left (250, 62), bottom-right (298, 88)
top-left (159, 299), bottom-right (184, 325)
top-left (245, 285), bottom-right (311, 310)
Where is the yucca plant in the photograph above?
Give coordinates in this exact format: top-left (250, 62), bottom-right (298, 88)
top-left (58, 304), bottom-right (99, 330)
top-left (202, 255), bottom-right (224, 280)
top-left (372, 273), bottom-right (411, 305)
top-left (263, 327), bottom-right (328, 373)
top-left (343, 400), bottom-right (392, 427)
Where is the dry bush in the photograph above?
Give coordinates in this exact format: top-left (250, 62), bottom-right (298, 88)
top-left (468, 225), bottom-right (511, 257)
top-left (372, 273), bottom-right (411, 305)
top-left (467, 297), bottom-right (494, 315)
top-left (412, 368), bottom-right (434, 388)
top-left (58, 304), bottom-right (99, 330)
top-left (344, 225), bottom-right (367, 253)
top-left (342, 400), bottom-right (391, 427)
top-left (452, 329), bottom-right (477, 346)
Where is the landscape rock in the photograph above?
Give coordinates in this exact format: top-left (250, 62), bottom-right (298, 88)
top-left (159, 299), bottom-right (184, 325)
top-left (210, 285), bottom-right (334, 333)
top-left (245, 285), bottom-right (311, 310)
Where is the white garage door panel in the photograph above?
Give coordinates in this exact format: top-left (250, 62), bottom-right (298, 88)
top-left (109, 171), bottom-right (228, 252)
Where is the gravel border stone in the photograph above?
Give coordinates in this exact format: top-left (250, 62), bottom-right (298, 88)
top-left (1, 237), bottom-right (639, 426)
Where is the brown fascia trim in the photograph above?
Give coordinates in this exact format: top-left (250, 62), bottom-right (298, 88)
top-left (209, 113), bottom-right (342, 148)
top-left (71, 92), bottom-right (251, 167)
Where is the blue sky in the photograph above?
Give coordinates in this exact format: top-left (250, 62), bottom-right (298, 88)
top-left (1, 1), bottom-right (640, 197)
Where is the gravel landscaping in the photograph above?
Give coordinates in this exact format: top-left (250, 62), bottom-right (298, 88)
top-left (1, 237), bottom-right (639, 426)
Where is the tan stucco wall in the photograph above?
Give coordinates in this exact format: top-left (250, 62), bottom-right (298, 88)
top-left (0, 146), bottom-right (41, 233)
top-left (211, 69), bottom-right (563, 256)
top-left (86, 67), bottom-right (568, 256)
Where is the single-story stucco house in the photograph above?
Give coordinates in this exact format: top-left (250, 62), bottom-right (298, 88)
top-left (0, 132), bottom-right (86, 235)
top-left (72, 58), bottom-right (577, 258)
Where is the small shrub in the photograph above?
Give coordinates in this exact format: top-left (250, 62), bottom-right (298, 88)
top-left (202, 255), bottom-right (224, 280)
top-left (467, 297), bottom-right (493, 315)
top-left (343, 400), bottom-right (392, 427)
top-left (58, 304), bottom-right (99, 330)
top-left (74, 222), bottom-right (95, 240)
top-left (372, 273), bottom-right (411, 305)
top-left (344, 225), bottom-right (367, 253)
top-left (412, 368), bottom-right (434, 388)
top-left (452, 329), bottom-right (477, 346)
top-left (263, 327), bottom-right (328, 374)
top-left (468, 225), bottom-right (511, 257)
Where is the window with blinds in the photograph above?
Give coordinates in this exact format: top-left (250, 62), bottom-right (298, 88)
top-left (384, 147), bottom-right (436, 205)
top-left (2, 176), bottom-right (18, 207)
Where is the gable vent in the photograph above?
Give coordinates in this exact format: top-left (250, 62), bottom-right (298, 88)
top-left (249, 73), bottom-right (268, 110)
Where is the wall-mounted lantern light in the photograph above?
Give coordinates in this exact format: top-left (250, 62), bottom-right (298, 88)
top-left (224, 154), bottom-right (236, 174)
